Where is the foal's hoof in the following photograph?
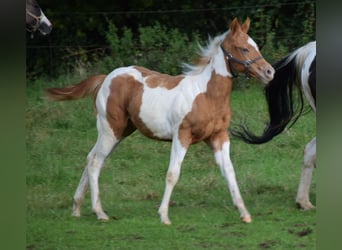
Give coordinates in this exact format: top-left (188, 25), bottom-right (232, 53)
top-left (160, 216), bottom-right (172, 225)
top-left (241, 215), bottom-right (252, 223)
top-left (296, 201), bottom-right (315, 211)
top-left (96, 212), bottom-right (110, 221)
top-left (98, 217), bottom-right (110, 222)
top-left (72, 204), bottom-right (81, 217)
top-left (159, 212), bottom-right (172, 225)
top-left (162, 220), bottom-right (172, 225)
top-left (72, 211), bottom-right (81, 217)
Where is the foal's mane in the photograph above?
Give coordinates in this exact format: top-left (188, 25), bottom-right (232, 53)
top-left (182, 32), bottom-right (228, 75)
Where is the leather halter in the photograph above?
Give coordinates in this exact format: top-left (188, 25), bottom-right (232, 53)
top-left (220, 44), bottom-right (263, 78)
top-left (26, 9), bottom-right (42, 33)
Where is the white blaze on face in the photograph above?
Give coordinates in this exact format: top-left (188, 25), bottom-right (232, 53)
top-left (247, 37), bottom-right (259, 52)
top-left (40, 11), bottom-right (51, 26)
top-left (37, 10), bottom-right (53, 35)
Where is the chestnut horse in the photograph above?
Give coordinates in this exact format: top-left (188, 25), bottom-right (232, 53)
top-left (232, 41), bottom-right (316, 210)
top-left (45, 18), bottom-right (274, 224)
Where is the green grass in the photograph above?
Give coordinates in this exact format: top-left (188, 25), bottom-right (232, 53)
top-left (26, 78), bottom-right (316, 249)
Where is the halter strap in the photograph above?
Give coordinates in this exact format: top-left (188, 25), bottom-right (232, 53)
top-left (220, 44), bottom-right (263, 78)
top-left (26, 9), bottom-right (42, 33)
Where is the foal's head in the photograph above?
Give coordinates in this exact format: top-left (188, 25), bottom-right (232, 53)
top-left (221, 18), bottom-right (274, 83)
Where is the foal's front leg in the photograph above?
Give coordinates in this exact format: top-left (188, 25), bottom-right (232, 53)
top-left (158, 137), bottom-right (188, 225)
top-left (208, 133), bottom-right (251, 223)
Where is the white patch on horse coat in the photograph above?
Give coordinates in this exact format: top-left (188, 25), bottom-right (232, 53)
top-left (300, 42), bottom-right (316, 112)
top-left (139, 68), bottom-right (212, 139)
top-left (212, 47), bottom-right (231, 77)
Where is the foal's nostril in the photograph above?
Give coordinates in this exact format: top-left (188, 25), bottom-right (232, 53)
top-left (265, 67), bottom-right (275, 78)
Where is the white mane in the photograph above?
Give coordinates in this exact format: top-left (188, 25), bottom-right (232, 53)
top-left (182, 32), bottom-right (228, 75)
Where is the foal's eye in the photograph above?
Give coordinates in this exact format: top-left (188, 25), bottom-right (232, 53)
top-left (240, 48), bottom-right (249, 53)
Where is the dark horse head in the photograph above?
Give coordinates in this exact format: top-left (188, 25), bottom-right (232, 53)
top-left (26, 0), bottom-right (52, 36)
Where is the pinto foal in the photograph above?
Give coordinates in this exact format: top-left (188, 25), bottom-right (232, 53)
top-left (46, 18), bottom-right (274, 224)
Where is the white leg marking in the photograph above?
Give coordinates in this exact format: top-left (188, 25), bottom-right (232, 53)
top-left (72, 166), bottom-right (89, 217)
top-left (158, 137), bottom-right (188, 225)
top-left (296, 137), bottom-right (316, 210)
top-left (214, 141), bottom-right (251, 223)
top-left (87, 133), bottom-right (117, 220)
top-left (73, 145), bottom-right (100, 217)
top-left (73, 115), bottom-right (119, 220)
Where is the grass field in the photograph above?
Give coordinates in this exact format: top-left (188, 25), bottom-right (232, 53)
top-left (26, 76), bottom-right (316, 249)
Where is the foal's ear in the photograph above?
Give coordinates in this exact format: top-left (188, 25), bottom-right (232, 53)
top-left (229, 17), bottom-right (241, 34)
top-left (241, 18), bottom-right (250, 33)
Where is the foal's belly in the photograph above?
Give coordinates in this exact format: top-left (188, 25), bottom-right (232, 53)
top-left (137, 87), bottom-right (194, 140)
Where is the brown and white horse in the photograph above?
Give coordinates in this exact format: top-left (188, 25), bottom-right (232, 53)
top-left (26, 0), bottom-right (52, 36)
top-left (45, 18), bottom-right (274, 224)
top-left (232, 41), bottom-right (316, 210)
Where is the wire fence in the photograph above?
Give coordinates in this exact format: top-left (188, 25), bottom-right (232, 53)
top-left (26, 1), bottom-right (315, 77)
top-left (45, 1), bottom-right (314, 15)
top-left (27, 0), bottom-right (315, 51)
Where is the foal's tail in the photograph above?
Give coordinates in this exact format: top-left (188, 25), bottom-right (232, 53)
top-left (45, 74), bottom-right (107, 101)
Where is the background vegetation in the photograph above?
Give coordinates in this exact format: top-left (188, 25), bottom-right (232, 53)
top-left (26, 0), bottom-right (315, 79)
top-left (26, 1), bottom-right (316, 249)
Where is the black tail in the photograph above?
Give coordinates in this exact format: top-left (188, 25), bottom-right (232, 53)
top-left (231, 53), bottom-right (304, 144)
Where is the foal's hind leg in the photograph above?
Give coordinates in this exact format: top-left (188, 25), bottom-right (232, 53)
top-left (72, 165), bottom-right (90, 217)
top-left (296, 137), bottom-right (316, 210)
top-left (72, 145), bottom-right (105, 217)
top-left (87, 135), bottom-right (117, 220)
top-left (72, 119), bottom-right (119, 220)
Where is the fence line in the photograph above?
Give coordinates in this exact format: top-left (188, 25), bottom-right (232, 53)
top-left (48, 1), bottom-right (315, 16)
top-left (26, 33), bottom-right (312, 50)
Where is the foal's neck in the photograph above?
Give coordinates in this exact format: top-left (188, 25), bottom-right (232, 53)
top-left (205, 70), bottom-right (233, 100)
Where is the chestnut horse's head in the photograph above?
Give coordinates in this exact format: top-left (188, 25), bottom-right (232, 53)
top-left (220, 18), bottom-right (274, 83)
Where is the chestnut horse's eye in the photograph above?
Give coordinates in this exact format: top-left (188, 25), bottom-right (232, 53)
top-left (240, 48), bottom-right (249, 53)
